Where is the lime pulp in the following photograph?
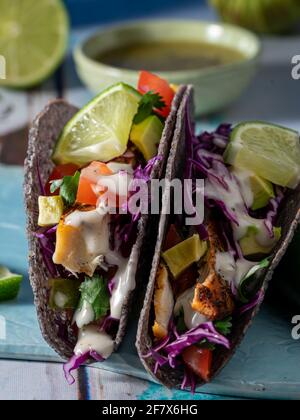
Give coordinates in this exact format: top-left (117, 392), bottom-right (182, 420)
top-left (0, 0), bottom-right (69, 88)
top-left (224, 121), bottom-right (300, 189)
top-left (0, 266), bottom-right (23, 302)
top-left (52, 83), bottom-right (142, 166)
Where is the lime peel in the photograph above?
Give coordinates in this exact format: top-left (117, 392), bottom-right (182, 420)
top-left (224, 121), bottom-right (300, 189)
top-left (0, 266), bottom-right (23, 302)
top-left (52, 83), bottom-right (142, 166)
top-left (0, 0), bottom-right (69, 88)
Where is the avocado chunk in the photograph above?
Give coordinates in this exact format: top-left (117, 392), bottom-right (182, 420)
top-left (240, 226), bottom-right (281, 257)
top-left (38, 196), bottom-right (64, 227)
top-left (232, 168), bottom-right (275, 211)
top-left (162, 234), bottom-right (207, 279)
top-left (249, 175), bottom-right (275, 211)
top-left (49, 278), bottom-right (81, 310)
top-left (130, 115), bottom-right (163, 161)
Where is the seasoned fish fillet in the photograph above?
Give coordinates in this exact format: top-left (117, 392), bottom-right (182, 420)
top-left (152, 264), bottom-right (174, 339)
top-left (192, 222), bottom-right (235, 321)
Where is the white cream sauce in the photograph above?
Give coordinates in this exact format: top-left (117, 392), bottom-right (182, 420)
top-left (93, 172), bottom-right (133, 199)
top-left (174, 287), bottom-right (208, 330)
top-left (54, 291), bottom-right (68, 309)
top-left (54, 207), bottom-right (110, 276)
top-left (74, 325), bottom-right (114, 359)
top-left (205, 166), bottom-right (275, 247)
top-left (215, 252), bottom-right (236, 284)
top-left (231, 168), bottom-right (254, 208)
top-left (106, 248), bottom-right (139, 320)
top-left (65, 207), bottom-right (110, 253)
top-left (107, 162), bottom-right (134, 174)
top-left (215, 251), bottom-right (257, 288)
top-left (235, 259), bottom-right (257, 288)
top-left (73, 300), bottom-right (95, 329)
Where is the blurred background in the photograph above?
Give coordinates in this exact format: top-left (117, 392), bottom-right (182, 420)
top-left (64, 0), bottom-right (206, 26)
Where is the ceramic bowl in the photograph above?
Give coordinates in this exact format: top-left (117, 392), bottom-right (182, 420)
top-left (74, 20), bottom-right (261, 115)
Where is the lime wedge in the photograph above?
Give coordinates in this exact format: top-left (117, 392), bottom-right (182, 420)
top-left (52, 83), bottom-right (141, 166)
top-left (224, 122), bottom-right (300, 188)
top-left (0, 266), bottom-right (23, 302)
top-left (0, 0), bottom-right (69, 88)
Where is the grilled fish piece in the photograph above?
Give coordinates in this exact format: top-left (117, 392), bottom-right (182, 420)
top-left (152, 264), bottom-right (174, 340)
top-left (192, 222), bottom-right (235, 321)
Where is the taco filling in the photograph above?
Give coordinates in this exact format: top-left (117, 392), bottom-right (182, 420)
top-left (34, 72), bottom-right (178, 384)
top-left (144, 120), bottom-right (300, 392)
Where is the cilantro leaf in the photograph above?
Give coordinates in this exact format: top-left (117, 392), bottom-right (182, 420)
top-left (133, 91), bottom-right (166, 124)
top-left (50, 171), bottom-right (80, 207)
top-left (196, 340), bottom-right (216, 351)
top-left (238, 258), bottom-right (270, 303)
top-left (215, 317), bottom-right (232, 336)
top-left (79, 275), bottom-right (110, 321)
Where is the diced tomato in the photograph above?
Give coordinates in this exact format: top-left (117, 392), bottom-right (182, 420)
top-left (163, 224), bottom-right (182, 251)
top-left (182, 346), bottom-right (213, 382)
top-left (76, 176), bottom-right (98, 206)
top-left (76, 162), bottom-right (113, 206)
top-left (81, 161), bottom-right (113, 182)
top-left (138, 71), bottom-right (175, 118)
top-left (45, 164), bottom-right (79, 195)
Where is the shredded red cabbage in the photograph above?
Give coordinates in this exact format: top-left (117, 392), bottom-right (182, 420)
top-left (163, 323), bottom-right (230, 367)
top-left (181, 367), bottom-right (196, 394)
top-left (34, 226), bottom-right (58, 277)
top-left (99, 316), bottom-right (119, 336)
top-left (264, 189), bottom-right (284, 237)
top-left (197, 124), bottom-right (232, 153)
top-left (133, 155), bottom-right (162, 183)
top-left (144, 323), bottom-right (229, 378)
top-left (238, 289), bottom-right (265, 315)
top-left (113, 156), bottom-right (162, 251)
top-left (108, 278), bottom-right (115, 296)
top-left (64, 350), bottom-right (104, 385)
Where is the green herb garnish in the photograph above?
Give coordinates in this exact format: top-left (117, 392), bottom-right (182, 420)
top-left (50, 171), bottom-right (80, 207)
top-left (78, 275), bottom-right (110, 321)
top-left (238, 258), bottom-right (270, 303)
top-left (215, 317), bottom-right (233, 336)
top-left (133, 91), bottom-right (166, 124)
top-left (196, 340), bottom-right (216, 351)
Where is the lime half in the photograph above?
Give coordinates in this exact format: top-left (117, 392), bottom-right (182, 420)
top-left (53, 83), bottom-right (141, 166)
top-left (0, 0), bottom-right (69, 88)
top-left (0, 266), bottom-right (23, 302)
top-left (224, 122), bottom-right (300, 189)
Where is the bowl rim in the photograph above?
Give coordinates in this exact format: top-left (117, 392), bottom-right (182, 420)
top-left (74, 19), bottom-right (262, 79)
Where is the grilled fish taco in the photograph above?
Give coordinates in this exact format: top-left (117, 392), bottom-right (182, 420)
top-left (24, 72), bottom-right (187, 383)
top-left (137, 86), bottom-right (300, 391)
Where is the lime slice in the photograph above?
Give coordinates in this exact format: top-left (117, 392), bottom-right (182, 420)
top-left (52, 83), bottom-right (142, 166)
top-left (224, 122), bottom-right (300, 189)
top-left (0, 266), bottom-right (23, 302)
top-left (0, 0), bottom-right (69, 88)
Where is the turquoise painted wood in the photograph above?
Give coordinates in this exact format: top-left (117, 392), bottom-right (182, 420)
top-left (0, 154), bottom-right (299, 400)
top-left (1, 6), bottom-right (300, 399)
